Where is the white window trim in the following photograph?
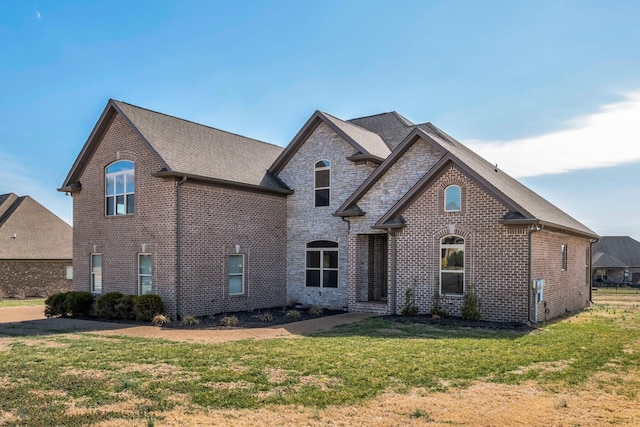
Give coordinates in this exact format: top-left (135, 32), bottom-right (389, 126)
top-left (444, 185), bottom-right (461, 212)
top-left (91, 253), bottom-right (102, 294)
top-left (305, 242), bottom-right (339, 288)
top-left (440, 236), bottom-right (465, 296)
top-left (228, 254), bottom-right (245, 296)
top-left (314, 160), bottom-right (331, 207)
top-left (138, 253), bottom-right (153, 295)
top-left (105, 160), bottom-right (135, 216)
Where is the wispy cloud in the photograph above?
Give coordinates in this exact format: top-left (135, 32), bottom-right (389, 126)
top-left (35, 8), bottom-right (41, 19)
top-left (465, 91), bottom-right (640, 178)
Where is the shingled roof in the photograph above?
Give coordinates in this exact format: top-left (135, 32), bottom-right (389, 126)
top-left (0, 193), bottom-right (72, 260)
top-left (60, 100), bottom-right (290, 194)
top-left (592, 236), bottom-right (640, 268)
top-left (336, 115), bottom-right (599, 239)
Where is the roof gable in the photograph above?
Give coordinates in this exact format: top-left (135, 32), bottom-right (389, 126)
top-left (269, 111), bottom-right (391, 175)
top-left (60, 100), bottom-right (289, 193)
top-left (592, 236), bottom-right (640, 267)
top-left (0, 194), bottom-right (72, 260)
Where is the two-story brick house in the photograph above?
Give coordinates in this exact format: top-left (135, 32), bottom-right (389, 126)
top-left (59, 100), bottom-right (599, 323)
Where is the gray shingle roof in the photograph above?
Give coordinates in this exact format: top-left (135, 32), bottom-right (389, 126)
top-left (348, 111), bottom-right (415, 151)
top-left (0, 193), bottom-right (72, 260)
top-left (592, 236), bottom-right (640, 268)
top-left (321, 112), bottom-right (390, 159)
top-left (113, 101), bottom-right (286, 188)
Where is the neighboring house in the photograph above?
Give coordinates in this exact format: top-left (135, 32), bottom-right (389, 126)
top-left (592, 236), bottom-right (640, 285)
top-left (59, 100), bottom-right (599, 323)
top-left (0, 193), bottom-right (73, 298)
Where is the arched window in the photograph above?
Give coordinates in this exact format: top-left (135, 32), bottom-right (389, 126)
top-left (440, 236), bottom-right (464, 295)
top-left (444, 185), bottom-right (461, 212)
top-left (105, 160), bottom-right (135, 216)
top-left (314, 160), bottom-right (331, 207)
top-left (306, 240), bottom-right (338, 288)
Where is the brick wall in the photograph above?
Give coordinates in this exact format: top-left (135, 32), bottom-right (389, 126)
top-left (277, 122), bottom-right (376, 309)
top-left (72, 113), bottom-right (178, 313)
top-left (179, 182), bottom-right (287, 316)
top-left (0, 260), bottom-right (72, 298)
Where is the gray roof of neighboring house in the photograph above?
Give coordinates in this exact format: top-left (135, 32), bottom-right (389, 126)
top-left (61, 100), bottom-right (290, 194)
top-left (592, 236), bottom-right (640, 268)
top-left (0, 193), bottom-right (72, 260)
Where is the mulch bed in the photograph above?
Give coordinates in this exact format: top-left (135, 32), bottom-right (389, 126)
top-left (381, 314), bottom-right (535, 331)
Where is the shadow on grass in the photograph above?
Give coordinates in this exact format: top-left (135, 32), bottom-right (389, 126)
top-left (0, 317), bottom-right (141, 337)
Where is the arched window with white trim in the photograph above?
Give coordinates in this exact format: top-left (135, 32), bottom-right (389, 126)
top-left (314, 160), bottom-right (330, 207)
top-left (440, 236), bottom-right (464, 295)
top-left (444, 185), bottom-right (461, 212)
top-left (105, 160), bottom-right (135, 216)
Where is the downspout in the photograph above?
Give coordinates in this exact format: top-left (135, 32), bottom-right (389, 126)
top-left (176, 176), bottom-right (187, 320)
top-left (589, 238), bottom-right (599, 304)
top-left (388, 228), bottom-right (397, 315)
top-left (528, 224), bottom-right (542, 323)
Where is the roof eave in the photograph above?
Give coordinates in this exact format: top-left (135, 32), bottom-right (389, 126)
top-left (151, 171), bottom-right (293, 196)
top-left (500, 218), bottom-right (600, 240)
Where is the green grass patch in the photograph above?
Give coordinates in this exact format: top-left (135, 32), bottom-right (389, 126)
top-left (0, 298), bottom-right (45, 308)
top-left (1, 295), bottom-right (639, 425)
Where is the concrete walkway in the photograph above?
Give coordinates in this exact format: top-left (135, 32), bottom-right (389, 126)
top-left (0, 305), bottom-right (375, 343)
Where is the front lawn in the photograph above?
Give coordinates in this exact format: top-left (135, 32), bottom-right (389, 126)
top-left (0, 295), bottom-right (639, 426)
top-left (0, 298), bottom-right (45, 308)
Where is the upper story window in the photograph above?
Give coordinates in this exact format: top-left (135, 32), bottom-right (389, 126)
top-left (314, 160), bottom-right (331, 207)
top-left (106, 160), bottom-right (135, 216)
top-left (440, 236), bottom-right (464, 295)
top-left (445, 185), bottom-right (461, 212)
top-left (306, 240), bottom-right (338, 288)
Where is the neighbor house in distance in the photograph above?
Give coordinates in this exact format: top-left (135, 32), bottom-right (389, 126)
top-left (59, 99), bottom-right (599, 323)
top-left (592, 236), bottom-right (640, 285)
top-left (0, 193), bottom-right (73, 298)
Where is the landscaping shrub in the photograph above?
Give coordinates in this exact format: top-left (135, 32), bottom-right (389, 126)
top-left (430, 290), bottom-right (447, 318)
top-left (308, 305), bottom-right (324, 315)
top-left (114, 294), bottom-right (137, 320)
top-left (152, 314), bottom-right (171, 326)
top-left (401, 288), bottom-right (419, 316)
top-left (96, 292), bottom-right (124, 319)
top-left (180, 315), bottom-right (199, 326)
top-left (461, 283), bottom-right (482, 321)
top-left (286, 309), bottom-right (301, 318)
top-left (64, 291), bottom-right (95, 317)
top-left (219, 315), bottom-right (239, 326)
top-left (260, 312), bottom-right (273, 322)
top-left (44, 292), bottom-right (71, 317)
top-left (133, 294), bottom-right (166, 321)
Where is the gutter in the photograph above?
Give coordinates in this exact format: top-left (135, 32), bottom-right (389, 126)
top-left (389, 228), bottom-right (397, 315)
top-left (589, 238), bottom-right (600, 304)
top-left (176, 176), bottom-right (187, 319)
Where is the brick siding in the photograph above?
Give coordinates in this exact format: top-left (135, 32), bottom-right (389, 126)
top-left (0, 260), bottom-right (72, 298)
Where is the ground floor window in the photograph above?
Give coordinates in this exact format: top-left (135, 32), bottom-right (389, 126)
top-left (138, 254), bottom-right (152, 295)
top-left (306, 240), bottom-right (338, 288)
top-left (440, 236), bottom-right (464, 295)
top-left (228, 254), bottom-right (244, 295)
top-left (91, 254), bottom-right (102, 293)
top-left (561, 244), bottom-right (567, 271)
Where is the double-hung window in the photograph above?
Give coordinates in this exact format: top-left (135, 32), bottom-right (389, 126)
top-left (306, 241), bottom-right (338, 288)
top-left (314, 160), bottom-right (331, 207)
top-left (91, 253), bottom-right (102, 293)
top-left (138, 254), bottom-right (152, 295)
top-left (106, 160), bottom-right (135, 216)
top-left (228, 254), bottom-right (244, 295)
top-left (440, 236), bottom-right (464, 295)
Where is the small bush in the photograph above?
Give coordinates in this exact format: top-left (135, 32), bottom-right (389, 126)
top-left (134, 294), bottom-right (166, 321)
top-left (461, 283), bottom-right (482, 321)
top-left (180, 315), bottom-right (200, 326)
top-left (44, 292), bottom-right (71, 318)
top-left (260, 312), bottom-right (273, 322)
top-left (286, 309), bottom-right (301, 318)
top-left (114, 295), bottom-right (137, 320)
top-left (401, 288), bottom-right (419, 316)
top-left (96, 292), bottom-right (124, 319)
top-left (64, 291), bottom-right (94, 317)
top-left (219, 315), bottom-right (239, 327)
top-left (308, 305), bottom-right (324, 316)
top-left (430, 290), bottom-right (447, 318)
top-left (152, 314), bottom-right (171, 326)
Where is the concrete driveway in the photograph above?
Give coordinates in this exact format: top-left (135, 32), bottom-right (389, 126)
top-left (0, 305), bottom-right (374, 343)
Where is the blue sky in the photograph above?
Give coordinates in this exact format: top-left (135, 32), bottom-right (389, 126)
top-left (1, 1), bottom-right (639, 240)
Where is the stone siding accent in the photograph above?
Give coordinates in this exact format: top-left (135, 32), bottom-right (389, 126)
top-left (350, 140), bottom-right (443, 234)
top-left (0, 260), bottom-right (72, 298)
top-left (179, 182), bottom-right (287, 316)
top-left (277, 122), bottom-right (375, 309)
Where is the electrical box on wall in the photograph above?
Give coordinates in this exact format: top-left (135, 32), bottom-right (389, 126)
top-left (534, 279), bottom-right (545, 303)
